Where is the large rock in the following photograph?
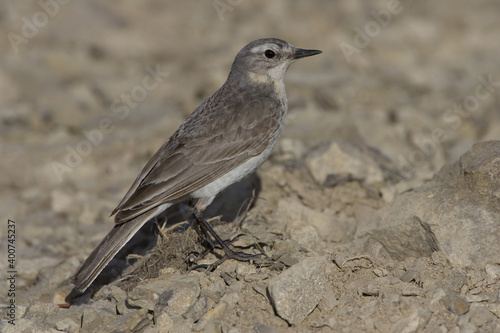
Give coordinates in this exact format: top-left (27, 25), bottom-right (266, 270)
top-left (356, 141), bottom-right (500, 267)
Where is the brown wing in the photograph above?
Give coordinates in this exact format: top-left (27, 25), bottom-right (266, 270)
top-left (112, 88), bottom-right (282, 224)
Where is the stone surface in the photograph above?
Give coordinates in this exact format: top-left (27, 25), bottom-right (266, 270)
top-left (100, 309), bottom-right (151, 333)
top-left (273, 197), bottom-right (347, 244)
top-left (54, 318), bottom-right (80, 333)
top-left (449, 296), bottom-right (470, 315)
top-left (306, 140), bottom-right (385, 186)
top-left (356, 141), bottom-right (500, 267)
top-left (267, 256), bottom-right (330, 325)
top-left (390, 305), bottom-right (431, 333)
top-left (128, 273), bottom-right (200, 317)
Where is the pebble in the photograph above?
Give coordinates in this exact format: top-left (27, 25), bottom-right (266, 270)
top-left (449, 297), bottom-right (470, 315)
top-left (389, 305), bottom-right (431, 333)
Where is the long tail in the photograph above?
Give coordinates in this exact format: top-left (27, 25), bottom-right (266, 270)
top-left (72, 214), bottom-right (153, 293)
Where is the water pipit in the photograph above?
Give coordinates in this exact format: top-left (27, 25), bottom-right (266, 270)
top-left (72, 38), bottom-right (321, 292)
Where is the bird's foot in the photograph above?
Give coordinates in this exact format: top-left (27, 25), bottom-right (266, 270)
top-left (187, 209), bottom-right (270, 272)
top-left (188, 250), bottom-right (269, 272)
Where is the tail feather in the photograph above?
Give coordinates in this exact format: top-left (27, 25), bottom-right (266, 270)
top-left (71, 216), bottom-right (150, 292)
top-left (72, 203), bottom-right (173, 292)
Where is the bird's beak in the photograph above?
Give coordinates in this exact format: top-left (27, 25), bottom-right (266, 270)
top-left (291, 48), bottom-right (322, 59)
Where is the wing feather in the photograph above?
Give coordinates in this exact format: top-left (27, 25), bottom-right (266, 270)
top-left (112, 86), bottom-right (282, 224)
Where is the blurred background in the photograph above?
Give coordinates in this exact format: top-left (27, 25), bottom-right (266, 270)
top-left (1, 0), bottom-right (499, 292)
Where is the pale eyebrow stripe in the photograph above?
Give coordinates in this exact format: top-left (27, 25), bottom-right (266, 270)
top-left (250, 45), bottom-right (271, 53)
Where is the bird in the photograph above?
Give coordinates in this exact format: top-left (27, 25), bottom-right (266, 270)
top-left (72, 38), bottom-right (321, 292)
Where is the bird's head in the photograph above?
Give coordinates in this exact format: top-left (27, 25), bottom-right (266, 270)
top-left (231, 38), bottom-right (322, 82)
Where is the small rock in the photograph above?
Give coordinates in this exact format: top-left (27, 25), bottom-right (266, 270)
top-left (373, 267), bottom-right (389, 277)
top-left (466, 294), bottom-right (489, 303)
top-left (25, 301), bottom-right (60, 322)
top-left (192, 302), bottom-right (227, 332)
top-left (468, 286), bottom-right (484, 295)
top-left (399, 284), bottom-right (424, 297)
top-left (254, 323), bottom-right (277, 333)
top-left (449, 296), bottom-right (470, 315)
top-left (155, 276), bottom-right (200, 317)
top-left (374, 317), bottom-right (392, 333)
top-left (52, 289), bottom-right (71, 307)
top-left (488, 304), bottom-right (500, 318)
top-left (400, 270), bottom-right (420, 283)
top-left (2, 318), bottom-right (52, 333)
top-left (155, 312), bottom-right (174, 332)
top-left (360, 216), bottom-right (439, 261)
top-left (273, 197), bottom-right (336, 245)
top-left (317, 288), bottom-right (339, 312)
top-left (306, 140), bottom-right (384, 186)
top-left (390, 305), bottom-right (431, 333)
top-left (45, 302), bottom-right (102, 329)
top-left (128, 274), bottom-right (200, 317)
top-left (170, 317), bottom-right (195, 333)
top-left (267, 256), bottom-right (330, 325)
top-left (469, 305), bottom-right (497, 327)
top-left (311, 317), bottom-right (337, 330)
top-left (17, 257), bottom-right (61, 287)
top-left (252, 282), bottom-right (268, 299)
top-left (485, 264), bottom-right (500, 283)
top-left (273, 138), bottom-right (307, 163)
top-left (288, 225), bottom-right (321, 250)
top-left (361, 281), bottom-right (380, 297)
top-left (429, 288), bottom-right (448, 313)
top-left (200, 275), bottom-right (227, 303)
top-left (81, 306), bottom-right (117, 331)
top-left (100, 308), bottom-right (150, 333)
top-left (359, 300), bottom-right (378, 322)
top-left (220, 281), bottom-right (243, 308)
top-left (459, 322), bottom-right (478, 333)
top-left (17, 304), bottom-right (29, 319)
top-left (445, 269), bottom-right (467, 293)
top-left (55, 318), bottom-right (80, 333)
top-left (235, 263), bottom-right (256, 280)
top-left (380, 185), bottom-right (397, 203)
top-left (273, 239), bottom-right (301, 253)
top-left (108, 285), bottom-right (129, 315)
top-left (183, 294), bottom-right (210, 322)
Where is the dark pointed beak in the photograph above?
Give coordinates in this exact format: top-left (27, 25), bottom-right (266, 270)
top-left (292, 48), bottom-right (322, 59)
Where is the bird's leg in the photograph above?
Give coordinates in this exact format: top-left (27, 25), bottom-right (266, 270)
top-left (188, 199), bottom-right (221, 251)
top-left (192, 208), bottom-right (266, 271)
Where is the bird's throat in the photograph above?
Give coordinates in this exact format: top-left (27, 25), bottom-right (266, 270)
top-left (247, 71), bottom-right (271, 85)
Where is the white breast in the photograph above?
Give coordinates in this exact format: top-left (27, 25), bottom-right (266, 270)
top-left (191, 129), bottom-right (282, 199)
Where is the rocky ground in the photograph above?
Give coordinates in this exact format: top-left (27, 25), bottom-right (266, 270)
top-left (1, 1), bottom-right (500, 332)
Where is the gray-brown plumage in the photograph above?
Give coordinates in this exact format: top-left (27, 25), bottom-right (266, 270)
top-left (72, 38), bottom-right (321, 292)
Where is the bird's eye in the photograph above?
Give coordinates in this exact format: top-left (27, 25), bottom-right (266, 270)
top-left (264, 50), bottom-right (276, 59)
